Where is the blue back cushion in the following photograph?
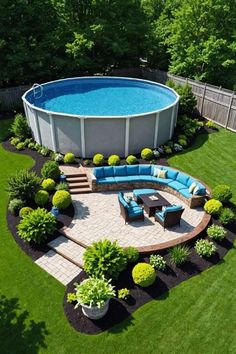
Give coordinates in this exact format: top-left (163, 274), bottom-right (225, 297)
top-left (139, 165), bottom-right (152, 175)
top-left (104, 166), bottom-right (114, 177)
top-left (187, 177), bottom-right (195, 187)
top-left (113, 166), bottom-right (127, 176)
top-left (164, 205), bottom-right (183, 216)
top-left (93, 167), bottom-right (104, 178)
top-left (127, 165), bottom-right (139, 175)
top-left (176, 172), bottom-right (190, 186)
top-left (166, 168), bottom-right (179, 180)
top-left (194, 184), bottom-right (206, 196)
top-left (118, 192), bottom-right (128, 208)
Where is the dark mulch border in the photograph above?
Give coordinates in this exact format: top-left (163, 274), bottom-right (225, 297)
top-left (64, 219), bottom-right (236, 335)
top-left (3, 139), bottom-right (75, 260)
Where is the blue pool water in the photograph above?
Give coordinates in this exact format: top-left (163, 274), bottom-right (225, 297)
top-left (27, 78), bottom-right (177, 116)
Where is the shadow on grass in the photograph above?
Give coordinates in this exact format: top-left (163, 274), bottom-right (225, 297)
top-left (0, 295), bottom-right (48, 354)
top-left (169, 131), bottom-right (210, 159)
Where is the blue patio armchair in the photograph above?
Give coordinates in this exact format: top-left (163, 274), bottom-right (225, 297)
top-left (155, 205), bottom-right (184, 229)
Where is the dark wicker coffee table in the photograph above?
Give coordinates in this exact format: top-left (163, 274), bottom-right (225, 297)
top-left (139, 192), bottom-right (171, 217)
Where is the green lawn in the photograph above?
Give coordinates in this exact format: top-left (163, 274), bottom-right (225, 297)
top-left (0, 120), bottom-right (236, 354)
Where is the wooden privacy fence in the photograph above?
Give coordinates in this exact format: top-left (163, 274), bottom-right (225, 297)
top-left (142, 69), bottom-right (236, 132)
top-left (0, 85), bottom-right (31, 112)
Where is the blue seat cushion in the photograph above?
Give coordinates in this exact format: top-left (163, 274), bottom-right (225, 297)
top-left (176, 172), bottom-right (190, 186)
top-left (179, 188), bottom-right (191, 199)
top-left (130, 175), bottom-right (153, 182)
top-left (168, 181), bottom-right (186, 191)
top-left (97, 177), bottom-right (116, 184)
top-left (165, 167), bottom-right (179, 180)
top-left (113, 166), bottom-right (127, 176)
top-left (128, 207), bottom-right (143, 217)
top-left (93, 167), bottom-right (104, 178)
top-left (104, 166), bottom-right (114, 177)
top-left (126, 165), bottom-right (139, 175)
top-left (129, 200), bottom-right (139, 208)
top-left (114, 176), bottom-right (132, 183)
top-left (133, 189), bottom-right (156, 198)
top-left (153, 177), bottom-right (172, 185)
top-left (155, 211), bottom-right (165, 221)
top-left (138, 165), bottom-right (152, 175)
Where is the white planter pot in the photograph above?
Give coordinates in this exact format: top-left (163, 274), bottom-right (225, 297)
top-left (81, 299), bottom-right (110, 320)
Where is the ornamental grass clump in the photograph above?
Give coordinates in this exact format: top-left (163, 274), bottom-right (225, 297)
top-left (219, 208), bottom-right (235, 225)
top-left (56, 182), bottom-right (69, 191)
top-left (195, 239), bottom-right (217, 258)
top-left (8, 199), bottom-right (25, 215)
top-left (212, 184), bottom-right (232, 203)
top-left (207, 224), bottom-right (227, 241)
top-left (204, 199), bottom-right (223, 215)
top-left (170, 245), bottom-right (190, 266)
top-left (149, 254), bottom-right (166, 271)
top-left (132, 263), bottom-right (156, 287)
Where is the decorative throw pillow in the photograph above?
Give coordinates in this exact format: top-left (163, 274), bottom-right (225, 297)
top-left (189, 182), bottom-right (197, 194)
top-left (153, 167), bottom-right (159, 177)
top-left (193, 185), bottom-right (200, 195)
top-left (124, 195), bottom-right (132, 204)
top-left (158, 169), bottom-right (167, 179)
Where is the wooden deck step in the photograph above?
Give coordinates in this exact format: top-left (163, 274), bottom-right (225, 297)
top-left (69, 187), bottom-right (92, 194)
top-left (67, 176), bottom-right (88, 183)
top-left (65, 172), bottom-right (87, 178)
top-left (69, 182), bottom-right (90, 189)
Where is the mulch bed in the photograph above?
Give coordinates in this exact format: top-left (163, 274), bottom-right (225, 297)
top-left (3, 139), bottom-right (75, 260)
top-left (64, 219), bottom-right (236, 335)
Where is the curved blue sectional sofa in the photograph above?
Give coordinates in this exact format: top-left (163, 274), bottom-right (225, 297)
top-left (89, 164), bottom-right (209, 208)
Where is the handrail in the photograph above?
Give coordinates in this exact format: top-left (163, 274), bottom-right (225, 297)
top-left (32, 83), bottom-right (43, 99)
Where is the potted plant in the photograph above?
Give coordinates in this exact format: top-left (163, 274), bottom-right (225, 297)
top-left (74, 276), bottom-right (115, 320)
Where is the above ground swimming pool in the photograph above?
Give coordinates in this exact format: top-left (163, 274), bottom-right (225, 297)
top-left (22, 77), bottom-right (179, 157)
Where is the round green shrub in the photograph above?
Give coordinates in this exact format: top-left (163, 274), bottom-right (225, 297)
top-left (204, 199), bottom-right (223, 215)
top-left (64, 152), bottom-right (75, 164)
top-left (108, 154), bottom-right (120, 166)
top-left (124, 247), bottom-right (139, 263)
top-left (219, 208), bottom-right (235, 225)
top-left (17, 208), bottom-right (56, 244)
top-left (207, 224), bottom-right (226, 241)
top-left (42, 178), bottom-right (56, 191)
top-left (141, 148), bottom-right (153, 160)
top-left (34, 190), bottom-right (49, 206)
top-left (178, 139), bottom-right (188, 147)
top-left (132, 263), bottom-right (156, 287)
top-left (52, 190), bottom-right (72, 210)
top-left (212, 184), bottom-right (232, 203)
top-left (16, 142), bottom-right (25, 150)
top-left (19, 207), bottom-right (34, 218)
top-left (195, 239), bottom-right (217, 258)
top-left (8, 199), bottom-right (25, 215)
top-left (149, 254), bottom-right (166, 271)
top-left (126, 155), bottom-right (137, 165)
top-left (178, 134), bottom-right (187, 141)
top-left (93, 153), bottom-right (104, 166)
top-left (41, 161), bottom-right (60, 180)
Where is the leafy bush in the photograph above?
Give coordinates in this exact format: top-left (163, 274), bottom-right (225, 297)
top-left (170, 245), bottom-right (190, 266)
top-left (178, 134), bottom-right (187, 141)
top-left (56, 182), bottom-right (69, 191)
top-left (64, 152), bottom-right (75, 164)
top-left (195, 239), bottom-right (217, 257)
top-left (23, 138), bottom-right (33, 147)
top-left (118, 288), bottom-right (130, 300)
top-left (67, 293), bottom-right (77, 303)
top-left (132, 263), bottom-right (156, 287)
top-left (40, 146), bottom-right (50, 156)
top-left (153, 149), bottom-right (160, 158)
top-left (34, 190), bottom-right (49, 206)
top-left (126, 155), bottom-right (137, 165)
top-left (6, 170), bottom-right (41, 202)
top-left (8, 199), bottom-right (25, 215)
top-left (204, 199), bottom-right (223, 215)
top-left (19, 207), bottom-right (33, 218)
top-left (10, 114), bottom-right (31, 140)
top-left (16, 142), bottom-right (25, 150)
top-left (149, 254), bottom-right (166, 271)
top-left (83, 159), bottom-right (91, 166)
top-left (42, 178), bottom-right (56, 191)
top-left (34, 143), bottom-right (42, 152)
top-left (54, 153), bottom-right (64, 162)
top-left (164, 146), bottom-right (172, 154)
top-left (10, 137), bottom-right (21, 146)
top-left (219, 208), bottom-right (235, 225)
top-left (177, 115), bottom-right (199, 137)
top-left (205, 120), bottom-right (218, 130)
top-left (212, 184), bottom-right (232, 203)
top-left (141, 148), bottom-right (153, 160)
top-left (41, 161), bottom-right (60, 180)
top-left (167, 81), bottom-right (196, 115)
top-left (124, 247), bottom-right (139, 263)
top-left (52, 190), bottom-right (71, 210)
top-left (17, 208), bottom-right (56, 244)
top-left (83, 240), bottom-right (127, 280)
top-left (207, 224), bottom-right (227, 241)
top-left (28, 142), bottom-right (35, 150)
top-left (178, 139), bottom-right (187, 147)
top-left (93, 153), bottom-right (104, 166)
top-left (74, 277), bottom-right (115, 309)
top-left (108, 154), bottom-right (120, 166)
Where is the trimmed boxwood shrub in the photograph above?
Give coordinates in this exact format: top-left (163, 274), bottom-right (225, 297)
top-left (132, 263), bottom-right (156, 287)
top-left (10, 114), bottom-right (31, 140)
top-left (17, 208), bottom-right (56, 244)
top-left (207, 224), bottom-right (226, 241)
top-left (108, 154), bottom-right (120, 166)
top-left (195, 239), bottom-right (217, 257)
top-left (19, 207), bottom-right (34, 218)
top-left (6, 170), bottom-right (41, 202)
top-left (219, 208), bottom-right (235, 225)
top-left (93, 153), bottom-right (104, 166)
top-left (141, 148), bottom-right (153, 160)
top-left (126, 155), bottom-right (137, 165)
top-left (8, 199), bottom-right (25, 215)
top-left (212, 184), bottom-right (232, 203)
top-left (41, 161), bottom-right (60, 180)
top-left (83, 240), bottom-right (127, 280)
top-left (124, 247), bottom-right (139, 263)
top-left (64, 152), bottom-right (75, 164)
top-left (52, 190), bottom-right (72, 210)
top-left (34, 190), bottom-right (49, 206)
top-left (204, 199), bottom-right (223, 215)
top-left (170, 245), bottom-right (190, 266)
top-left (42, 178), bottom-right (56, 191)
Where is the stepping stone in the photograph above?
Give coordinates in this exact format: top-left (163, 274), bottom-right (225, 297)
top-left (35, 250), bottom-right (82, 285)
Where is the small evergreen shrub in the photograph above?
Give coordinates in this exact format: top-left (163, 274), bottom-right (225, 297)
top-left (52, 190), bottom-right (71, 210)
top-left (204, 199), bottom-right (223, 215)
top-left (178, 134), bottom-right (187, 141)
top-left (178, 83), bottom-right (197, 115)
top-left (219, 208), bottom-right (235, 225)
top-left (141, 148), bottom-right (153, 160)
top-left (149, 254), bottom-right (166, 271)
top-left (205, 120), bottom-right (218, 130)
top-left (124, 247), bottom-right (139, 263)
top-left (34, 190), bottom-right (49, 206)
top-left (207, 225), bottom-right (227, 241)
top-left (132, 263), bottom-right (156, 287)
top-left (195, 239), bottom-right (217, 257)
top-left (17, 208), bottom-right (56, 244)
top-left (10, 114), bottom-right (31, 140)
top-left (8, 199), bottom-right (25, 215)
top-left (6, 170), bottom-right (41, 202)
top-left (64, 152), bottom-right (75, 164)
top-left (118, 288), bottom-right (130, 300)
top-left (19, 207), bottom-right (34, 218)
top-left (126, 155), bottom-right (137, 165)
top-left (16, 142), bottom-right (25, 150)
top-left (93, 153), bottom-right (104, 166)
top-left (178, 139), bottom-right (187, 147)
top-left (41, 161), bottom-right (60, 180)
top-left (56, 182), bottom-right (69, 191)
top-left (212, 185), bottom-right (232, 203)
top-left (42, 178), bottom-right (56, 191)
top-left (83, 240), bottom-right (127, 280)
top-left (170, 245), bottom-right (190, 266)
top-left (10, 137), bottom-right (21, 146)
top-left (108, 154), bottom-right (120, 166)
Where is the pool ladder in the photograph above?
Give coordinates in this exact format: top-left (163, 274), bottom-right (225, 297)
top-left (32, 83), bottom-right (43, 99)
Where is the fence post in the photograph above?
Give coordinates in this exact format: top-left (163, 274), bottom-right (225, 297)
top-left (225, 92), bottom-right (234, 129)
top-left (200, 83), bottom-right (207, 116)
